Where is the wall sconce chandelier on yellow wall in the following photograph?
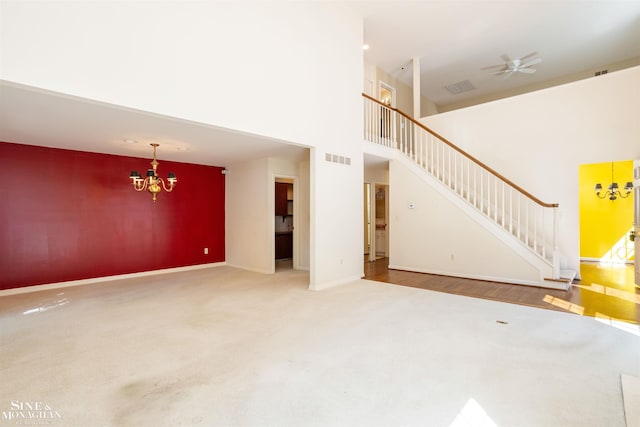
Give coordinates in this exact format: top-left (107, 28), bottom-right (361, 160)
top-left (595, 162), bottom-right (632, 201)
top-left (129, 143), bottom-right (177, 202)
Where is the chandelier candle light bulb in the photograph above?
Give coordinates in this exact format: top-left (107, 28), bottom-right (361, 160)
top-left (129, 143), bottom-right (177, 201)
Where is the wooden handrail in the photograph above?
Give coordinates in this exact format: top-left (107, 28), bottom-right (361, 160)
top-left (362, 93), bottom-right (559, 208)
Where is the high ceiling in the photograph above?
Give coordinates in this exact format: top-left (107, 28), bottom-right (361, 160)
top-left (361, 0), bottom-right (640, 109)
top-left (1, 1), bottom-right (639, 165)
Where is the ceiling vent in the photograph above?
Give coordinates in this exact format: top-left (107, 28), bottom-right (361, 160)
top-left (444, 80), bottom-right (476, 95)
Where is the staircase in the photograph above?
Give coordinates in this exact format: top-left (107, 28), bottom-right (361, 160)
top-left (362, 93), bottom-right (575, 289)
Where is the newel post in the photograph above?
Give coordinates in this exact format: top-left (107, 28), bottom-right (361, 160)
top-left (552, 206), bottom-right (560, 279)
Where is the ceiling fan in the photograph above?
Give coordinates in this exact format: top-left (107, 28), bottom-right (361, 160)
top-left (484, 53), bottom-right (542, 80)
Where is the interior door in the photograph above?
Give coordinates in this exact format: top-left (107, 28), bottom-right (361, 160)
top-left (634, 160), bottom-right (640, 286)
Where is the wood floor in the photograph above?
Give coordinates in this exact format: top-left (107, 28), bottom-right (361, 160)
top-left (363, 257), bottom-right (639, 325)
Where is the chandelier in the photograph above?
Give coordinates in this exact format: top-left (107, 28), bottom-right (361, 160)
top-left (129, 143), bottom-right (177, 201)
top-left (594, 162), bottom-right (632, 201)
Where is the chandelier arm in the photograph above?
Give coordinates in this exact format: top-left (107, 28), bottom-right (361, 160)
top-left (159, 178), bottom-right (176, 193)
top-left (132, 178), bottom-right (149, 192)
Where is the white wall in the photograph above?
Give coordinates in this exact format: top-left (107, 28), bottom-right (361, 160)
top-left (296, 160), bottom-right (311, 270)
top-left (421, 66), bottom-right (640, 274)
top-left (364, 161), bottom-right (389, 184)
top-left (1, 1), bottom-right (364, 288)
top-left (226, 158), bottom-right (271, 273)
top-left (389, 159), bottom-right (541, 283)
top-left (1, 2), bottom-right (357, 148)
top-left (226, 155), bottom-right (311, 274)
top-left (310, 148), bottom-right (364, 289)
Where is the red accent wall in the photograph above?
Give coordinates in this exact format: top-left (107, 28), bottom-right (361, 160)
top-left (0, 142), bottom-right (225, 290)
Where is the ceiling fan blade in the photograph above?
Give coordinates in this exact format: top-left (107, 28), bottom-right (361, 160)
top-left (502, 72), bottom-right (513, 80)
top-left (500, 54), bottom-right (511, 63)
top-left (518, 68), bottom-right (536, 74)
top-left (519, 51), bottom-right (538, 62)
top-left (521, 57), bottom-right (542, 68)
top-left (481, 64), bottom-right (507, 71)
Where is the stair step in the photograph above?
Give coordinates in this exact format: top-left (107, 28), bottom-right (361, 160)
top-left (560, 269), bottom-right (577, 283)
top-left (542, 269), bottom-right (577, 290)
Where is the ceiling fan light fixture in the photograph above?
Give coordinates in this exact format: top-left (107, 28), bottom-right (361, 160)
top-left (486, 52), bottom-right (542, 79)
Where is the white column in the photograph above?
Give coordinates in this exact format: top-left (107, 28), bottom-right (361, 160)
top-left (412, 56), bottom-right (421, 119)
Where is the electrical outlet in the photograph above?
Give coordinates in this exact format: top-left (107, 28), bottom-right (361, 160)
top-left (204, 248), bottom-right (208, 255)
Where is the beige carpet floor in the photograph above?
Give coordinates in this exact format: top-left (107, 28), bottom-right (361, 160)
top-left (1, 266), bottom-right (639, 426)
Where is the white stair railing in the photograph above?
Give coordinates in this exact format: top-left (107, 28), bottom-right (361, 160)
top-left (363, 93), bottom-right (560, 277)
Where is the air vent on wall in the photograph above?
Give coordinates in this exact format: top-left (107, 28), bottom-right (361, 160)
top-left (325, 152), bottom-right (351, 166)
top-left (595, 69), bottom-right (608, 76)
top-left (444, 80), bottom-right (476, 95)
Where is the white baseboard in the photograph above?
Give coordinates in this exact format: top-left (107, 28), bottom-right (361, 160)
top-left (224, 263), bottom-right (273, 275)
top-left (580, 257), bottom-right (634, 265)
top-left (387, 264), bottom-right (567, 290)
top-left (0, 262), bottom-right (227, 297)
top-left (309, 275), bottom-right (362, 291)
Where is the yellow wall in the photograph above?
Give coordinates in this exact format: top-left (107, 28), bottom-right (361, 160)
top-left (579, 160), bottom-right (634, 261)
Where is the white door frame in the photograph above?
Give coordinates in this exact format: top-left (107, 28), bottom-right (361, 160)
top-left (634, 160), bottom-right (640, 286)
top-left (379, 81), bottom-right (396, 108)
top-left (374, 184), bottom-right (389, 259)
top-left (365, 181), bottom-right (376, 263)
top-left (364, 182), bottom-right (371, 257)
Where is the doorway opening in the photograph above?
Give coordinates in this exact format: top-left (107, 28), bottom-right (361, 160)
top-left (578, 159), bottom-right (636, 288)
top-left (379, 81), bottom-right (396, 107)
top-left (579, 160), bottom-right (634, 264)
top-left (275, 177), bottom-right (294, 271)
top-left (364, 182), bottom-right (389, 262)
top-left (374, 184), bottom-right (389, 260)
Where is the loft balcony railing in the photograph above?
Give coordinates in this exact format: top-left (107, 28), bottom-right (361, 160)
top-left (363, 93), bottom-right (560, 278)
